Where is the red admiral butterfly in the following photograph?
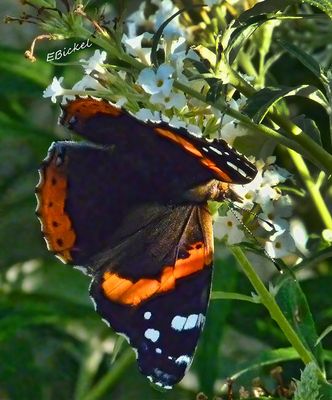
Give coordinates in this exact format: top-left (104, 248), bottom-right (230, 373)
top-left (35, 97), bottom-right (257, 389)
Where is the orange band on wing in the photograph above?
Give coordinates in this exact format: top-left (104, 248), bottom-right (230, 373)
top-left (62, 98), bottom-right (122, 125)
top-left (36, 158), bottom-right (75, 263)
top-left (154, 127), bottom-right (232, 183)
top-left (101, 241), bottom-right (211, 306)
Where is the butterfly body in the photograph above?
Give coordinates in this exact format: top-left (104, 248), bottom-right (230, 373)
top-left (36, 98), bottom-right (257, 389)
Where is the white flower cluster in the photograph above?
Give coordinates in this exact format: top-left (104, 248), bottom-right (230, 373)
top-left (43, 50), bottom-right (108, 103)
top-left (215, 156), bottom-right (299, 259)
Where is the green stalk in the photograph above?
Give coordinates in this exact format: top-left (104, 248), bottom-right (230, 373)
top-left (81, 349), bottom-right (135, 400)
top-left (237, 51), bottom-right (258, 79)
top-left (288, 150), bottom-right (332, 229)
top-left (231, 247), bottom-right (316, 366)
top-left (174, 81), bottom-right (317, 161)
top-left (224, 65), bottom-right (332, 173)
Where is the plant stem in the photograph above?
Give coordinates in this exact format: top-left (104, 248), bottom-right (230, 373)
top-left (225, 65), bottom-right (332, 172)
top-left (323, 81), bottom-right (332, 148)
top-left (288, 149), bottom-right (332, 229)
top-left (81, 349), bottom-right (135, 400)
top-left (231, 247), bottom-right (316, 366)
top-left (174, 81), bottom-right (316, 159)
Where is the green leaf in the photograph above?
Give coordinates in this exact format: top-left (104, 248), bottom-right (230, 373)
top-left (237, 0), bottom-right (297, 23)
top-left (294, 362), bottom-right (322, 400)
top-left (0, 291), bottom-right (96, 341)
top-left (315, 325), bottom-right (332, 346)
top-left (275, 273), bottom-right (324, 370)
top-left (293, 247), bottom-right (332, 272)
top-left (301, 0), bottom-right (332, 18)
top-left (227, 14), bottom-right (270, 63)
top-left (278, 40), bottom-right (327, 82)
top-left (242, 85), bottom-right (327, 123)
top-left (220, 347), bottom-right (299, 391)
top-left (292, 115), bottom-right (322, 146)
top-left (0, 47), bottom-right (52, 87)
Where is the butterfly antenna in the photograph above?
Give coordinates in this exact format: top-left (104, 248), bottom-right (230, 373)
top-left (225, 201), bottom-right (283, 273)
top-left (230, 202), bottom-right (276, 230)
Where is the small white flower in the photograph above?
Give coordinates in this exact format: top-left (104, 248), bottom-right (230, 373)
top-left (122, 32), bottom-right (153, 64)
top-left (150, 91), bottom-right (187, 110)
top-left (169, 116), bottom-right (187, 129)
top-left (137, 64), bottom-right (174, 95)
top-left (169, 37), bottom-right (200, 78)
top-left (265, 230), bottom-right (296, 258)
top-left (237, 189), bottom-right (257, 210)
top-left (153, 0), bottom-right (184, 39)
top-left (115, 97), bottom-right (127, 108)
top-left (231, 169), bottom-right (264, 205)
top-left (262, 165), bottom-right (292, 187)
top-left (126, 2), bottom-right (148, 37)
top-left (290, 219), bottom-right (309, 254)
top-left (258, 207), bottom-right (289, 232)
top-left (214, 211), bottom-right (245, 245)
top-left (43, 76), bottom-right (65, 103)
top-left (80, 50), bottom-right (107, 74)
top-left (219, 122), bottom-right (248, 145)
top-left (135, 108), bottom-right (161, 123)
top-left (187, 123), bottom-right (203, 137)
top-left (72, 75), bottom-right (104, 91)
top-left (255, 185), bottom-right (281, 207)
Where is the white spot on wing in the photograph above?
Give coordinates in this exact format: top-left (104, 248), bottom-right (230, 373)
top-left (202, 147), bottom-right (209, 152)
top-left (227, 161), bottom-right (239, 170)
top-left (226, 161), bottom-right (248, 177)
top-left (237, 168), bottom-right (248, 177)
top-left (172, 314), bottom-right (205, 331)
top-left (144, 328), bottom-right (160, 342)
top-left (155, 348), bottom-right (162, 354)
top-left (144, 311), bottom-right (152, 320)
top-left (153, 381), bottom-right (172, 390)
top-left (209, 146), bottom-right (223, 155)
top-left (175, 355), bottom-right (191, 365)
top-left (171, 315), bottom-right (186, 331)
top-left (184, 314), bottom-right (198, 330)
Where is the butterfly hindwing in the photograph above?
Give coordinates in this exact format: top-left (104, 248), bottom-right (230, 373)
top-left (89, 204), bottom-right (213, 388)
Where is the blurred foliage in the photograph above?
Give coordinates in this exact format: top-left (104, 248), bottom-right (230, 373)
top-left (0, 0), bottom-right (331, 399)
